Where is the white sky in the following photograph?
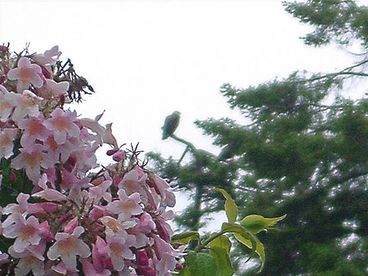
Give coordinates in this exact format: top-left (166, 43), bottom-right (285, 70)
top-left (1, 0), bottom-right (366, 229)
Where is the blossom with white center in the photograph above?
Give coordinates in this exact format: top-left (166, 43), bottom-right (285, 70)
top-left (3, 215), bottom-right (42, 253)
top-left (0, 128), bottom-right (18, 159)
top-left (7, 57), bottom-right (43, 92)
top-left (47, 226), bottom-right (91, 272)
top-left (107, 190), bottom-right (143, 221)
top-left (11, 144), bottom-right (54, 183)
top-left (44, 108), bottom-right (80, 144)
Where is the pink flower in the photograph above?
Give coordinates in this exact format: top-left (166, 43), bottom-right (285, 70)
top-left (92, 236), bottom-right (112, 272)
top-left (148, 174), bottom-right (176, 207)
top-left (44, 108), bottom-right (80, 144)
top-left (7, 57), bottom-right (43, 92)
top-left (153, 235), bottom-right (179, 275)
top-left (119, 167), bottom-right (147, 195)
top-left (0, 253), bottom-right (9, 265)
top-left (63, 217), bottom-right (78, 234)
top-left (3, 193), bottom-right (31, 218)
top-left (37, 79), bottom-right (69, 100)
top-left (11, 90), bottom-right (41, 123)
top-left (80, 117), bottom-right (106, 146)
top-left (18, 116), bottom-right (50, 146)
top-left (105, 230), bottom-right (136, 271)
top-left (0, 128), bottom-right (17, 159)
top-left (11, 144), bottom-right (54, 183)
top-left (103, 123), bottom-right (118, 148)
top-left (44, 135), bottom-right (73, 163)
top-left (3, 214), bottom-right (42, 253)
top-left (32, 173), bottom-right (68, 201)
top-left (99, 216), bottom-right (132, 234)
top-left (89, 180), bottom-right (112, 203)
top-left (33, 183), bottom-right (67, 202)
top-left (107, 190), bottom-right (143, 221)
top-left (47, 226), bottom-right (91, 272)
top-left (81, 259), bottom-right (111, 276)
top-left (32, 45), bottom-right (61, 67)
top-left (8, 242), bottom-right (45, 276)
top-left (0, 85), bottom-right (17, 120)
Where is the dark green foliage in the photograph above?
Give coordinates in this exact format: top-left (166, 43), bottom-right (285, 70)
top-left (149, 0), bottom-right (368, 274)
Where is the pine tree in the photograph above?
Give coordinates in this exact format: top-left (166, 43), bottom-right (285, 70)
top-left (149, 0), bottom-right (368, 274)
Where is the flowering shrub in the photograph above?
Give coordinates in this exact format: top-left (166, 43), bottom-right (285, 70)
top-left (0, 44), bottom-right (179, 275)
top-left (0, 44), bottom-right (285, 275)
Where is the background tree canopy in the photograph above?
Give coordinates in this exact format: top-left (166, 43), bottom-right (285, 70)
top-left (149, 0), bottom-right (368, 275)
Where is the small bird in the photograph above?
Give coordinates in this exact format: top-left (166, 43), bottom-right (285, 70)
top-left (162, 111), bottom-right (181, 140)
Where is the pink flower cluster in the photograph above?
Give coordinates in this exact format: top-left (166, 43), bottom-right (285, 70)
top-left (0, 45), bottom-right (180, 275)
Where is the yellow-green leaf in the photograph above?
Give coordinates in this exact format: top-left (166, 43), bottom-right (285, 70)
top-left (215, 188), bottom-right (238, 223)
top-left (208, 234), bottom-right (231, 253)
top-left (234, 233), bottom-right (265, 272)
top-left (221, 223), bottom-right (257, 256)
top-left (180, 251), bottom-right (217, 276)
top-left (210, 247), bottom-right (234, 276)
top-left (240, 214), bottom-right (286, 234)
top-left (172, 231), bottom-right (200, 244)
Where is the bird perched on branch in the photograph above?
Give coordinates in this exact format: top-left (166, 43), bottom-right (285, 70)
top-left (162, 111), bottom-right (181, 140)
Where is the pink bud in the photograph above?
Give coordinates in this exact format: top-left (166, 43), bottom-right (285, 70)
top-left (58, 213), bottom-right (72, 225)
top-left (106, 149), bottom-right (118, 156)
top-left (9, 171), bottom-right (17, 184)
top-left (112, 175), bottom-right (122, 187)
top-left (0, 45), bottom-right (8, 53)
top-left (136, 250), bottom-right (149, 266)
top-left (33, 202), bottom-right (58, 213)
top-left (64, 217), bottom-right (79, 234)
top-left (40, 65), bottom-right (51, 79)
top-left (155, 220), bottom-right (170, 242)
top-left (136, 266), bottom-right (156, 276)
top-left (39, 221), bottom-right (53, 241)
top-left (112, 150), bottom-right (126, 162)
top-left (176, 263), bottom-right (183, 271)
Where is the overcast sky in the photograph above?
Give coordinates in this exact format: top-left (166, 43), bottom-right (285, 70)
top-left (1, 0), bottom-right (358, 156)
top-left (1, 0), bottom-right (366, 225)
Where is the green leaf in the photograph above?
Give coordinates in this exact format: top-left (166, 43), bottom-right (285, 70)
top-left (221, 223), bottom-right (257, 258)
top-left (180, 251), bottom-right (217, 276)
top-left (208, 234), bottom-right (231, 253)
top-left (210, 246), bottom-right (234, 276)
top-left (172, 231), bottom-right (200, 244)
top-left (215, 188), bottom-right (238, 223)
top-left (240, 214), bottom-right (286, 234)
top-left (234, 233), bottom-right (266, 272)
